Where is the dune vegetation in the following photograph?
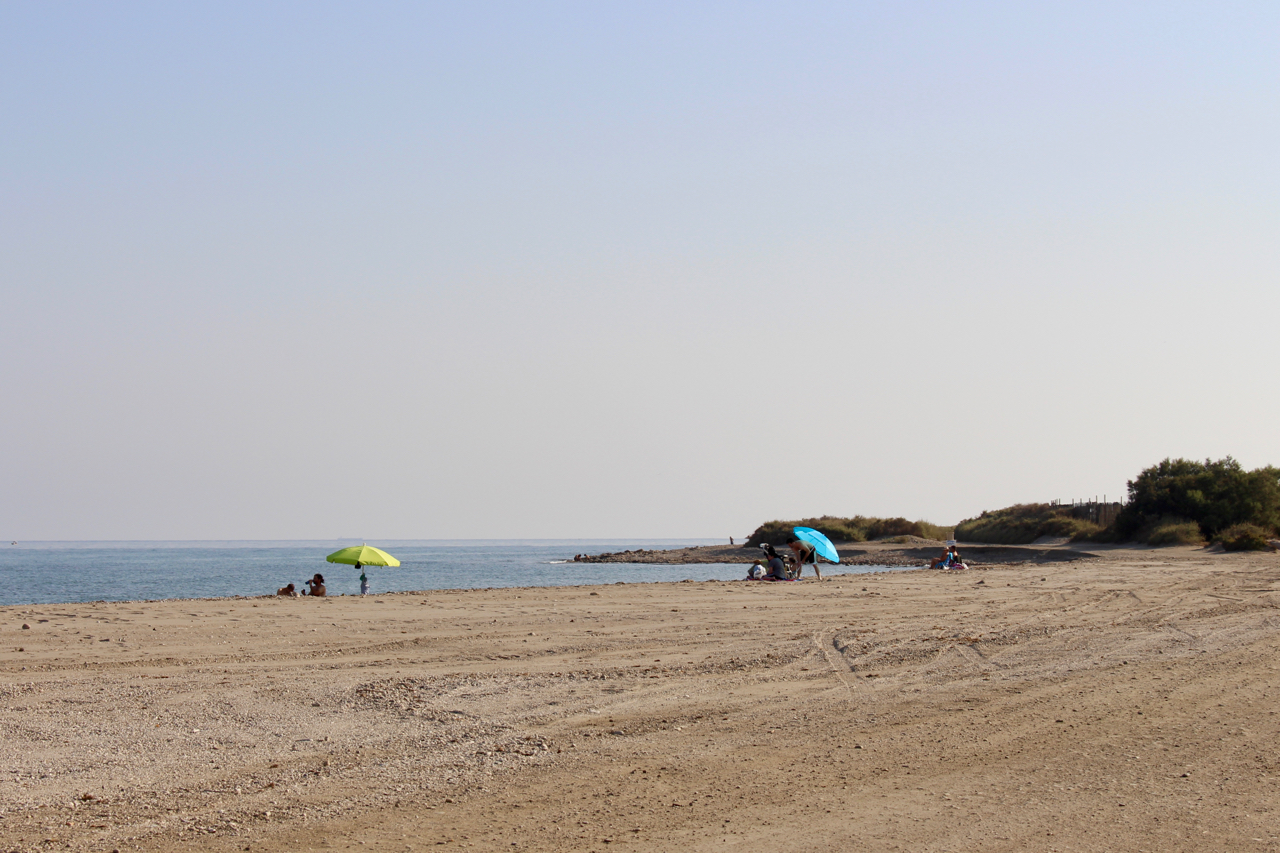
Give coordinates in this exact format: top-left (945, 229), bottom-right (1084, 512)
top-left (1114, 457), bottom-right (1279, 546)
top-left (746, 516), bottom-right (952, 547)
top-left (953, 504), bottom-right (1105, 545)
top-left (952, 457), bottom-right (1279, 547)
top-left (747, 459), bottom-right (1277, 550)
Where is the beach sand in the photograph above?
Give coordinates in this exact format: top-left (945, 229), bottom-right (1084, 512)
top-left (2, 543), bottom-right (1278, 852)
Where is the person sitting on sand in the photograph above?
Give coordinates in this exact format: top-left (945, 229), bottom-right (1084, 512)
top-left (276, 583), bottom-right (297, 597)
top-left (932, 545), bottom-right (966, 570)
top-left (304, 573), bottom-right (326, 596)
top-left (788, 536), bottom-right (821, 580)
top-left (758, 544), bottom-right (790, 581)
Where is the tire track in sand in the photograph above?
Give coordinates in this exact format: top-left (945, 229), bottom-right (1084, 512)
top-left (814, 627), bottom-right (858, 695)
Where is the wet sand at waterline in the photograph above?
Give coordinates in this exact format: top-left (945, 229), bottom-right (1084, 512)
top-left (2, 544), bottom-right (1278, 852)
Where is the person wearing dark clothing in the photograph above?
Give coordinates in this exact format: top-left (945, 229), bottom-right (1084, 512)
top-left (759, 544), bottom-right (790, 581)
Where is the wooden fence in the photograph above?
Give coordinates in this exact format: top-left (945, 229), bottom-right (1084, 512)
top-left (1050, 498), bottom-right (1124, 528)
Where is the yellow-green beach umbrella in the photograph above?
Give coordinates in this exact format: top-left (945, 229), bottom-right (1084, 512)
top-left (325, 544), bottom-right (400, 568)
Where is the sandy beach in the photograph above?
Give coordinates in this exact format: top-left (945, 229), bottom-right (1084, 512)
top-left (3, 543), bottom-right (1279, 853)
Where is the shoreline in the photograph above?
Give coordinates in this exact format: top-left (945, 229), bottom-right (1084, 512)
top-left (0, 563), bottom-right (920, 611)
top-left (0, 540), bottom-right (1106, 608)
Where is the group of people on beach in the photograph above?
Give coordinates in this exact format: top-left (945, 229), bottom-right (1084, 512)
top-left (277, 574), bottom-right (326, 597)
top-left (746, 540), bottom-right (968, 581)
top-left (747, 537), bottom-right (822, 582)
top-left (275, 543), bottom-right (969, 599)
top-left (930, 545), bottom-right (967, 571)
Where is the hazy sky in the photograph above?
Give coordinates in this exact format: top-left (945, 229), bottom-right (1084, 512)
top-left (3, 2), bottom-right (1277, 540)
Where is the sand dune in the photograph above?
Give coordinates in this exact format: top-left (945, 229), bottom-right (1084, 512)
top-left (2, 544), bottom-right (1278, 852)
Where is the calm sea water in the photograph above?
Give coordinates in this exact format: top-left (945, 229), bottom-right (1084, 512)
top-left (0, 540), bottom-right (910, 607)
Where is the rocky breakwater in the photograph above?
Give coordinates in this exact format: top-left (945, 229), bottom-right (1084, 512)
top-left (574, 544), bottom-right (756, 564)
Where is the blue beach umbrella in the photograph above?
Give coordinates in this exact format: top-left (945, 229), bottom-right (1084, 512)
top-left (793, 527), bottom-right (840, 564)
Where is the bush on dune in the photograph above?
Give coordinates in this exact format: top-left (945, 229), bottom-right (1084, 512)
top-left (908, 520), bottom-right (955, 541)
top-left (1115, 457), bottom-right (1280, 541)
top-left (954, 503), bottom-right (1104, 545)
top-left (1141, 516), bottom-right (1204, 546)
top-left (745, 518), bottom-right (865, 546)
top-left (954, 457), bottom-right (1277, 546)
top-left (745, 516), bottom-right (951, 547)
top-left (747, 457), bottom-right (1278, 551)
top-left (862, 517), bottom-right (953, 541)
top-left (1215, 522), bottom-right (1273, 552)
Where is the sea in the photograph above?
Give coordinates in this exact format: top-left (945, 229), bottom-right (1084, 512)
top-left (0, 539), bottom-right (911, 607)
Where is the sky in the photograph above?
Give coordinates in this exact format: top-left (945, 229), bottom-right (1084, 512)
top-left (2, 1), bottom-right (1278, 540)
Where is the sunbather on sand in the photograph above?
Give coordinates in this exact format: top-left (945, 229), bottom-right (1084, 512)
top-left (931, 545), bottom-right (966, 570)
top-left (942, 540), bottom-right (962, 568)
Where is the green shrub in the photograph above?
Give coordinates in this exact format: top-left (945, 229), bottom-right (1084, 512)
top-left (914, 521), bottom-right (954, 541)
top-left (951, 456), bottom-right (1279, 547)
top-left (1141, 516), bottom-right (1203, 546)
top-left (1216, 523), bottom-right (1273, 552)
top-left (954, 503), bottom-right (1104, 544)
top-left (745, 516), bottom-right (952, 547)
top-left (745, 518), bottom-right (863, 547)
top-left (863, 517), bottom-right (919, 539)
top-left (1116, 457), bottom-right (1280, 539)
